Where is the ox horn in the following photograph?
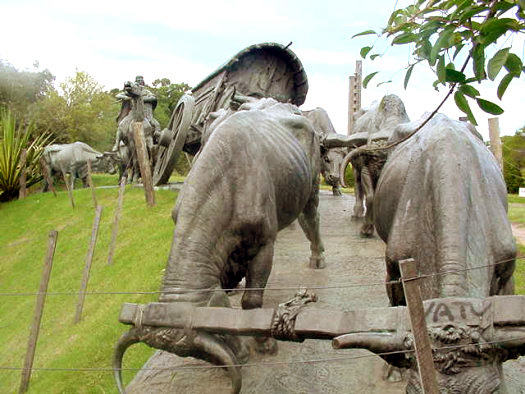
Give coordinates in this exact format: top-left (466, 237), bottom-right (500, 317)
top-left (339, 148), bottom-right (361, 188)
top-left (491, 328), bottom-right (525, 350)
top-left (193, 331), bottom-right (242, 394)
top-left (333, 332), bottom-right (405, 353)
top-left (113, 328), bottom-right (142, 394)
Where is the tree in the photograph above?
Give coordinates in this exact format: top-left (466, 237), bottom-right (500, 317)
top-left (355, 0), bottom-right (524, 125)
top-left (0, 60), bottom-right (54, 121)
top-left (502, 125), bottom-right (525, 192)
top-left (150, 78), bottom-right (191, 128)
top-left (33, 71), bottom-right (119, 150)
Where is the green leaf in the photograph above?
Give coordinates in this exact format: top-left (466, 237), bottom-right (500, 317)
top-left (437, 56), bottom-right (446, 83)
top-left (458, 84), bottom-right (480, 98)
top-left (472, 44), bottom-right (486, 80)
top-left (488, 48), bottom-right (510, 80)
top-left (445, 69), bottom-right (466, 83)
top-left (476, 98), bottom-right (504, 115)
top-left (454, 91), bottom-right (477, 125)
top-left (497, 73), bottom-right (514, 100)
top-left (352, 30), bottom-right (378, 38)
top-left (376, 80), bottom-right (393, 87)
top-left (479, 18), bottom-right (521, 45)
top-left (370, 54), bottom-right (381, 60)
top-left (392, 32), bottom-right (417, 45)
top-left (360, 46), bottom-right (373, 59)
top-left (459, 6), bottom-right (489, 22)
top-left (430, 27), bottom-right (454, 65)
top-left (505, 53), bottom-right (523, 76)
top-left (404, 64), bottom-right (414, 89)
top-left (363, 72), bottom-right (379, 89)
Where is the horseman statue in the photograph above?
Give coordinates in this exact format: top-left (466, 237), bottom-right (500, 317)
top-left (114, 75), bottom-right (161, 182)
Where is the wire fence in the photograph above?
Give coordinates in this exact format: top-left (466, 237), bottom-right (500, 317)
top-left (0, 255), bottom-right (521, 297)
top-left (1, 336), bottom-right (525, 373)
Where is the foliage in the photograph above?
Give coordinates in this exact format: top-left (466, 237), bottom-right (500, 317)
top-left (354, 0), bottom-right (525, 125)
top-left (150, 78), bottom-right (191, 129)
top-left (0, 60), bottom-right (55, 121)
top-left (32, 71), bottom-right (119, 151)
top-left (502, 126), bottom-right (525, 193)
top-left (344, 162), bottom-right (356, 187)
top-left (0, 178), bottom-right (176, 392)
top-left (0, 109), bottom-right (52, 202)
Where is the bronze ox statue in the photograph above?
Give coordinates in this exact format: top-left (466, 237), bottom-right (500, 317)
top-left (113, 98), bottom-right (326, 393)
top-left (329, 112), bottom-right (519, 393)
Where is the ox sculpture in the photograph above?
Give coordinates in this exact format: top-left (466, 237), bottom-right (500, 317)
top-left (303, 107), bottom-right (347, 196)
top-left (332, 113), bottom-right (519, 393)
top-left (324, 94), bottom-right (410, 236)
top-left (42, 142), bottom-right (118, 191)
top-left (113, 98), bottom-right (326, 393)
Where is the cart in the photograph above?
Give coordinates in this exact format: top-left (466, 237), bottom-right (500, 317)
top-left (152, 42), bottom-right (309, 185)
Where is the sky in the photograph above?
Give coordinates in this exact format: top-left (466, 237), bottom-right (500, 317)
top-left (1, 0), bottom-right (524, 141)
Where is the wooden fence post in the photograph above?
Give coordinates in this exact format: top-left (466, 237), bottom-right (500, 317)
top-left (107, 175), bottom-right (127, 265)
top-left (19, 149), bottom-right (27, 199)
top-left (74, 205), bottom-right (103, 323)
top-left (61, 170), bottom-right (75, 208)
top-left (399, 258), bottom-right (439, 394)
top-left (488, 117), bottom-right (503, 171)
top-left (132, 121), bottom-right (155, 206)
top-left (39, 158), bottom-right (56, 197)
top-left (86, 160), bottom-right (97, 208)
top-left (19, 231), bottom-right (58, 394)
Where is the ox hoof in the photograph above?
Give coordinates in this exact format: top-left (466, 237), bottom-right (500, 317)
top-left (236, 340), bottom-right (250, 364)
top-left (382, 364), bottom-right (405, 383)
top-left (359, 224), bottom-right (374, 238)
top-left (253, 337), bottom-right (278, 355)
top-left (309, 256), bottom-right (326, 269)
top-left (332, 189), bottom-right (343, 196)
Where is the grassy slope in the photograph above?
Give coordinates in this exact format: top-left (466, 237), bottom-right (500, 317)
top-left (0, 175), bottom-right (178, 393)
top-left (1, 180), bottom-right (524, 393)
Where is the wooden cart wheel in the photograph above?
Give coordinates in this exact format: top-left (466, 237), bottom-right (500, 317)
top-left (153, 95), bottom-right (195, 185)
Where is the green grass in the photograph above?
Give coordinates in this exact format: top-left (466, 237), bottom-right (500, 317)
top-left (0, 174), bottom-right (178, 393)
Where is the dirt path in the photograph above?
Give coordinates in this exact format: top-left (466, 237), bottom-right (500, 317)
top-left (127, 190), bottom-right (525, 393)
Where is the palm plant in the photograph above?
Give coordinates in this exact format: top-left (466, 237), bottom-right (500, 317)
top-left (0, 109), bottom-right (52, 202)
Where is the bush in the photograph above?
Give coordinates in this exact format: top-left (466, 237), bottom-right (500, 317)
top-left (0, 109), bottom-right (52, 201)
top-left (344, 163), bottom-right (355, 188)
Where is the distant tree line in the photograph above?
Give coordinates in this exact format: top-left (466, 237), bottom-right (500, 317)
top-left (502, 127), bottom-right (525, 193)
top-left (0, 59), bottom-right (190, 152)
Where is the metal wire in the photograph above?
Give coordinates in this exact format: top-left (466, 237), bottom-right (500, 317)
top-left (0, 255), bottom-right (522, 297)
top-left (1, 336), bottom-right (524, 373)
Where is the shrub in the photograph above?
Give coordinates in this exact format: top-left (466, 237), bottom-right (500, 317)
top-left (0, 109), bottom-right (52, 201)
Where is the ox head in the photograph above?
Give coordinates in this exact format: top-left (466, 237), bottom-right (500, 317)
top-left (333, 325), bottom-right (525, 393)
top-left (113, 296), bottom-right (247, 393)
top-left (320, 145), bottom-right (347, 189)
top-left (96, 151), bottom-right (120, 175)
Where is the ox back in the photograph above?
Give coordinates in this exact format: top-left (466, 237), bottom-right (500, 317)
top-left (374, 113), bottom-right (515, 303)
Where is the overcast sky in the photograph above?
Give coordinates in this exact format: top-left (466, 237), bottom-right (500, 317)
top-left (1, 0), bottom-right (524, 140)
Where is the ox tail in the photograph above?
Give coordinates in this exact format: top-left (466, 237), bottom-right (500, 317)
top-left (113, 328), bottom-right (141, 394)
top-left (194, 331), bottom-right (242, 394)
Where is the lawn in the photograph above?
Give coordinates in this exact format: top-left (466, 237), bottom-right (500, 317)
top-left (0, 174), bottom-right (178, 393)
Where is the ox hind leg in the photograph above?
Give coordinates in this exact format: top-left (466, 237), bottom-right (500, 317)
top-left (241, 243), bottom-right (278, 355)
top-left (299, 192), bottom-right (326, 269)
top-left (360, 166), bottom-right (375, 237)
top-left (352, 167), bottom-right (365, 219)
